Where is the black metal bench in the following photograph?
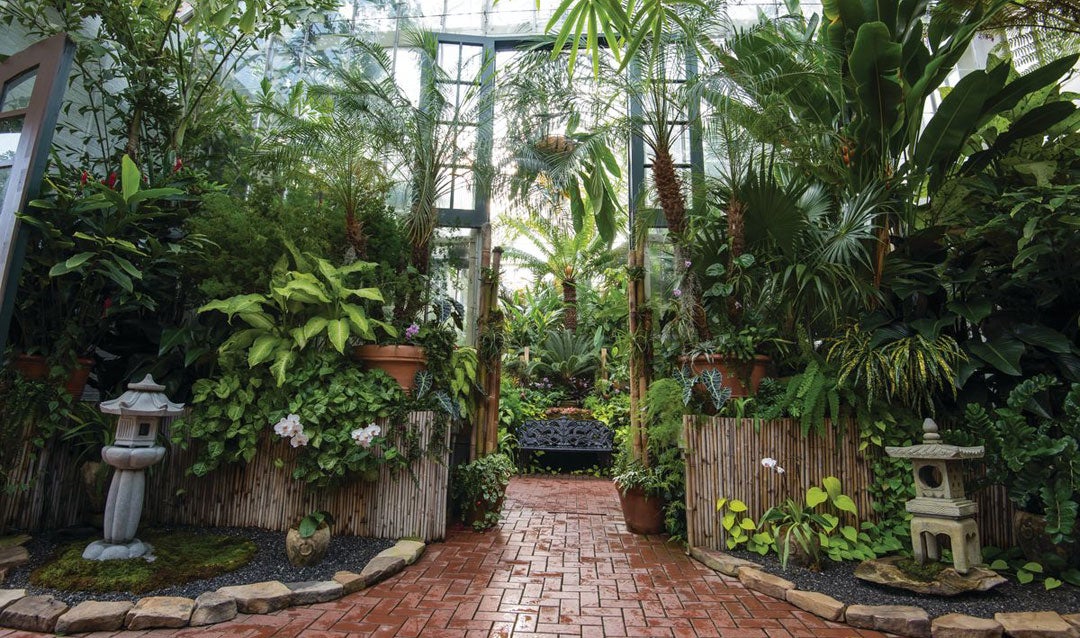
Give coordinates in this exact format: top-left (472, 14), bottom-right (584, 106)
top-left (516, 416), bottom-right (614, 467)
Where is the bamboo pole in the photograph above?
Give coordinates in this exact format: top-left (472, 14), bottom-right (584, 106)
top-left (472, 226), bottom-right (494, 461)
top-left (483, 247), bottom-right (504, 456)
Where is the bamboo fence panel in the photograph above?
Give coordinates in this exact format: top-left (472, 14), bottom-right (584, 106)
top-left (0, 425), bottom-right (88, 533)
top-left (144, 411), bottom-right (450, 541)
top-left (684, 416), bottom-right (1016, 552)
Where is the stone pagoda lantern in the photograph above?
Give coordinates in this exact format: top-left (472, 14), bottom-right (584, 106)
top-left (83, 375), bottom-right (183, 561)
top-left (886, 418), bottom-right (984, 574)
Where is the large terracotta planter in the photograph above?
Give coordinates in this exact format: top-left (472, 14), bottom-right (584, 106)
top-left (352, 345), bottom-right (427, 392)
top-left (12, 354), bottom-right (93, 398)
top-left (678, 353), bottom-right (769, 397)
top-left (285, 524), bottom-right (331, 567)
top-left (617, 486), bottom-right (665, 535)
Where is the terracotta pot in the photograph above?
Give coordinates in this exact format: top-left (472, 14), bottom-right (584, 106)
top-left (12, 354), bottom-right (93, 398)
top-left (617, 486), bottom-right (665, 535)
top-left (1014, 511), bottom-right (1078, 566)
top-left (352, 344), bottom-right (427, 392)
top-left (285, 524), bottom-right (331, 567)
top-left (677, 353), bottom-right (770, 397)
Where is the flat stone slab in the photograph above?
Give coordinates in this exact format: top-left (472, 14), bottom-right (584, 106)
top-left (0, 546), bottom-right (29, 571)
top-left (381, 539), bottom-right (425, 565)
top-left (125, 595), bottom-right (194, 630)
top-left (737, 567), bottom-right (795, 600)
top-left (785, 589), bottom-right (845, 622)
top-left (0, 594), bottom-right (68, 633)
top-left (360, 555), bottom-right (406, 587)
top-left (218, 580), bottom-right (293, 614)
top-left (55, 600), bottom-right (133, 634)
top-left (689, 546), bottom-right (761, 577)
top-left (847, 604), bottom-right (930, 637)
top-left (287, 580), bottom-right (344, 605)
top-left (856, 556), bottom-right (1007, 596)
top-left (334, 570), bottom-right (366, 594)
top-left (996, 612), bottom-right (1080, 638)
top-left (933, 613), bottom-right (1003, 638)
top-left (190, 591), bottom-right (237, 626)
top-left (0, 589), bottom-right (25, 612)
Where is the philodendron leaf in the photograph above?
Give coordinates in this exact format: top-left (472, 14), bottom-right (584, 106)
top-left (967, 337), bottom-right (1025, 376)
top-left (807, 486), bottom-right (828, 508)
top-left (822, 476), bottom-right (843, 500)
top-left (833, 495), bottom-right (858, 515)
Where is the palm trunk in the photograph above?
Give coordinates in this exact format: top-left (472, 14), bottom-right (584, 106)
top-left (652, 146), bottom-right (710, 340)
top-left (727, 197), bottom-right (746, 324)
top-left (562, 277), bottom-right (577, 333)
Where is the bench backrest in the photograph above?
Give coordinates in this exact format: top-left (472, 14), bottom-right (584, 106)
top-left (517, 416), bottom-right (614, 451)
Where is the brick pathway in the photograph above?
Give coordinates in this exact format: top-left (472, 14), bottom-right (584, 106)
top-left (1, 476), bottom-right (884, 637)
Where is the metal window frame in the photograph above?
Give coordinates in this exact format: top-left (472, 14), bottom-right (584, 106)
top-left (0, 34), bottom-right (75, 354)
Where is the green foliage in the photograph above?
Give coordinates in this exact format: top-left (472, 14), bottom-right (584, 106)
top-left (186, 189), bottom-right (350, 299)
top-left (583, 392), bottom-right (631, 430)
top-left (451, 453), bottom-right (516, 530)
top-left (172, 350), bottom-right (436, 486)
top-left (954, 375), bottom-right (1080, 542)
top-left (828, 321), bottom-right (965, 414)
top-left (297, 509), bottom-right (334, 538)
top-left (719, 476), bottom-right (874, 570)
top-left (984, 546), bottom-right (1079, 590)
top-left (14, 157), bottom-right (206, 360)
top-left (199, 246), bottom-right (395, 385)
top-left (30, 530), bottom-right (255, 594)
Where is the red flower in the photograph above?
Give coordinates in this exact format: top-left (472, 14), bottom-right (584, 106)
top-left (104, 172), bottom-right (117, 188)
top-left (173, 157), bottom-right (183, 172)
top-left (80, 170), bottom-right (88, 186)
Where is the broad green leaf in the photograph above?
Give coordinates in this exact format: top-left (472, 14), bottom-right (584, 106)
top-left (1017, 569), bottom-right (1034, 584)
top-left (48, 252), bottom-right (94, 276)
top-left (833, 495), bottom-right (858, 514)
top-left (248, 335), bottom-right (282, 367)
top-left (120, 154), bottom-right (140, 202)
top-left (967, 337), bottom-right (1025, 376)
top-left (806, 486), bottom-right (828, 508)
top-left (269, 350), bottom-right (296, 387)
top-left (729, 499), bottom-right (748, 513)
top-left (822, 476), bottom-right (843, 500)
top-left (326, 318), bottom-right (349, 353)
top-left (979, 53), bottom-right (1079, 125)
top-left (716, 497), bottom-right (728, 511)
top-left (1022, 561), bottom-right (1043, 573)
top-left (1045, 577), bottom-right (1063, 590)
top-left (914, 69), bottom-right (990, 183)
top-left (848, 23), bottom-right (902, 133)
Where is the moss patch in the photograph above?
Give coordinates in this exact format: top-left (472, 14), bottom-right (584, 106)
top-left (30, 530), bottom-right (255, 594)
top-left (896, 557), bottom-right (948, 582)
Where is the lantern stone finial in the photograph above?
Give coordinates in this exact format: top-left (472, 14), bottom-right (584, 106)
top-left (923, 418), bottom-right (940, 442)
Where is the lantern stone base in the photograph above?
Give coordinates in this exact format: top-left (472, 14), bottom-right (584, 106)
top-left (912, 517), bottom-right (981, 575)
top-left (82, 539), bottom-right (152, 561)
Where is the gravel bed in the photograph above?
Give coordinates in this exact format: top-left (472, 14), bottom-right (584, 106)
top-left (728, 549), bottom-right (1080, 619)
top-left (5, 526), bottom-right (395, 606)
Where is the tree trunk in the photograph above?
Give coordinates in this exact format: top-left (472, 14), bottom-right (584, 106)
top-left (562, 277), bottom-right (577, 333)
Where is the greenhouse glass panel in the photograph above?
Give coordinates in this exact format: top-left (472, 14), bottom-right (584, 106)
top-left (0, 69), bottom-right (35, 111)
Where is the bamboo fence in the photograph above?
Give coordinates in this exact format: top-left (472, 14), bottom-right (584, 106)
top-left (1, 411), bottom-right (450, 541)
top-left (684, 416), bottom-right (1017, 551)
top-left (144, 411), bottom-right (450, 540)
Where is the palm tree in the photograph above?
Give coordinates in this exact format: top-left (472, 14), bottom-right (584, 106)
top-left (503, 211), bottom-right (623, 332)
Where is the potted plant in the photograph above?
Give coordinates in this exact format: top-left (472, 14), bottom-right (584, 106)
top-left (678, 326), bottom-right (773, 397)
top-left (613, 457), bottom-right (666, 535)
top-left (285, 509), bottom-right (334, 566)
top-left (354, 290), bottom-right (464, 393)
top-left (451, 453), bottom-right (515, 530)
top-left (199, 245), bottom-right (396, 386)
top-left (10, 156), bottom-right (185, 396)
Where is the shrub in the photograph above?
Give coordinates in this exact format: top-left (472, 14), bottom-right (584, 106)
top-left (451, 453), bottom-right (516, 530)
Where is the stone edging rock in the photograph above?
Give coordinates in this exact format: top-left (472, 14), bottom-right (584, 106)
top-left (690, 546), bottom-right (1080, 638)
top-left (0, 538), bottom-right (425, 635)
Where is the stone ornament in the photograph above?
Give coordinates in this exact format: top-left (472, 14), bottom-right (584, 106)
top-left (84, 375), bottom-right (184, 561)
top-left (886, 418), bottom-right (984, 574)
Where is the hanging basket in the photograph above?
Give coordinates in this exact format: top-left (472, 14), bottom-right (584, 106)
top-left (352, 345), bottom-right (427, 392)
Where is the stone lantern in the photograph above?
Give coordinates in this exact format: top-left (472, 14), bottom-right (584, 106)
top-left (83, 375), bottom-right (183, 561)
top-left (886, 418), bottom-right (984, 574)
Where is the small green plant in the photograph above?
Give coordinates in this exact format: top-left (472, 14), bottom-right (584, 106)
top-left (983, 546), bottom-right (1080, 590)
top-left (452, 453), bottom-right (516, 530)
top-left (717, 476), bottom-right (874, 570)
top-left (717, 498), bottom-right (773, 554)
top-left (298, 510), bottom-right (334, 538)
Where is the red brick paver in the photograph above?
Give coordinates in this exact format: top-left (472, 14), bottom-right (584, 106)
top-left (9, 476), bottom-right (884, 637)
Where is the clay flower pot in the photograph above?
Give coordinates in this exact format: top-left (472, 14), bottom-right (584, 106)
top-left (617, 486), bottom-right (665, 535)
top-left (286, 524), bottom-right (331, 567)
top-left (677, 353), bottom-right (769, 397)
top-left (352, 344), bottom-right (427, 392)
top-left (12, 353), bottom-right (94, 398)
